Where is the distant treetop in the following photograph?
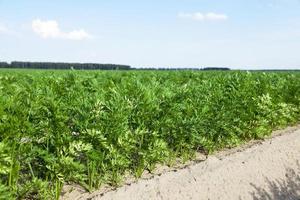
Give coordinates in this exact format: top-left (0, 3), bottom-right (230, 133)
top-left (0, 61), bottom-right (232, 71)
top-left (0, 61), bottom-right (131, 70)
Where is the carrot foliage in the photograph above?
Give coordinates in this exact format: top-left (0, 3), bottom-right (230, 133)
top-left (0, 70), bottom-right (299, 199)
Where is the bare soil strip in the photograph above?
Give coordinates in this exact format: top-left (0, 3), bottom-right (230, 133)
top-left (63, 125), bottom-right (300, 200)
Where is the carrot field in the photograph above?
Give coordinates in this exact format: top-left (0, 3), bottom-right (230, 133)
top-left (0, 69), bottom-right (299, 199)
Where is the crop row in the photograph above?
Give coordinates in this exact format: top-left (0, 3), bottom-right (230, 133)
top-left (0, 70), bottom-right (299, 199)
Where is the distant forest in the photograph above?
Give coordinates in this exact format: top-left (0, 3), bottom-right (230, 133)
top-left (0, 61), bottom-right (231, 71)
top-left (0, 61), bottom-right (131, 70)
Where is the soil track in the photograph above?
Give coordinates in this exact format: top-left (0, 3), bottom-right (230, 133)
top-left (62, 125), bottom-right (300, 200)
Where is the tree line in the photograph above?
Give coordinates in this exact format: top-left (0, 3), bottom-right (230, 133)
top-left (0, 61), bottom-right (131, 70)
top-left (0, 61), bottom-right (231, 71)
top-left (135, 67), bottom-right (230, 71)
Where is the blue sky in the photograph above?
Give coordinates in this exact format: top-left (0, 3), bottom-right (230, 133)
top-left (0, 0), bottom-right (300, 69)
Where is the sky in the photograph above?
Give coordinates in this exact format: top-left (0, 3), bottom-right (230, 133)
top-left (0, 0), bottom-right (300, 69)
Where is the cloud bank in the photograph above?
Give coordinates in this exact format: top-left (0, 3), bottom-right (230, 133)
top-left (178, 12), bottom-right (228, 21)
top-left (32, 19), bottom-right (91, 40)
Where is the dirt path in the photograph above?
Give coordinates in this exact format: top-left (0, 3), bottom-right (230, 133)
top-left (63, 126), bottom-right (300, 200)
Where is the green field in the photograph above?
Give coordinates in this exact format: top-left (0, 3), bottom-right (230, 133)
top-left (0, 69), bottom-right (299, 199)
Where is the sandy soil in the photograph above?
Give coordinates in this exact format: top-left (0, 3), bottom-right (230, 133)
top-left (62, 125), bottom-right (300, 200)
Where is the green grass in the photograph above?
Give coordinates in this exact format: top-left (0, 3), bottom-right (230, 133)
top-left (0, 69), bottom-right (299, 199)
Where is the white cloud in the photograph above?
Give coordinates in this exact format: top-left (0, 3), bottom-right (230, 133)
top-left (0, 24), bottom-right (9, 34)
top-left (32, 19), bottom-right (92, 40)
top-left (0, 23), bottom-right (20, 37)
top-left (178, 12), bottom-right (228, 21)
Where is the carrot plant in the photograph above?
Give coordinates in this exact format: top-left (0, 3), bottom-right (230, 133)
top-left (0, 69), bottom-right (299, 199)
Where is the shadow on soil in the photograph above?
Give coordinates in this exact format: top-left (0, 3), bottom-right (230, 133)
top-left (250, 162), bottom-right (300, 200)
